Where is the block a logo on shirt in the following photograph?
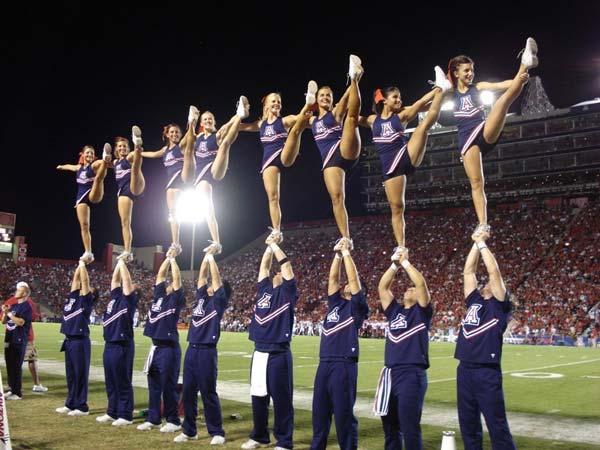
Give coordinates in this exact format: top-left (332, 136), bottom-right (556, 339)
top-left (380, 122), bottom-right (395, 138)
top-left (462, 304), bottom-right (482, 326)
top-left (257, 293), bottom-right (272, 309)
top-left (64, 298), bottom-right (76, 312)
top-left (327, 306), bottom-right (340, 323)
top-left (315, 120), bottom-right (326, 134)
top-left (459, 95), bottom-right (475, 112)
top-left (151, 298), bottom-right (163, 313)
top-left (390, 313), bottom-right (407, 330)
top-left (107, 299), bottom-right (115, 315)
top-left (264, 125), bottom-right (275, 137)
top-left (193, 299), bottom-right (205, 317)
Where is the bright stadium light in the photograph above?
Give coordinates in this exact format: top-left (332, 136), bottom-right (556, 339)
top-left (480, 90), bottom-right (495, 106)
top-left (441, 100), bottom-right (455, 111)
top-left (175, 189), bottom-right (207, 224)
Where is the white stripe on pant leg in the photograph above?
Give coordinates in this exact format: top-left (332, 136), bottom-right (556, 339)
top-left (143, 345), bottom-right (156, 374)
top-left (250, 351), bottom-right (269, 397)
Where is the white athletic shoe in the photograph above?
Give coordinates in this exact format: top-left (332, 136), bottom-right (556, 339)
top-left (168, 242), bottom-right (183, 256)
top-left (474, 223), bottom-right (491, 234)
top-left (203, 240), bottom-right (223, 254)
top-left (160, 422), bottom-right (182, 433)
top-left (79, 251), bottom-right (94, 264)
top-left (236, 95), bottom-right (250, 119)
top-left (174, 433), bottom-right (198, 443)
top-left (210, 435), bottom-right (226, 445)
top-left (241, 439), bottom-right (268, 449)
top-left (265, 227), bottom-right (283, 244)
top-left (333, 238), bottom-right (344, 251)
top-left (136, 421), bottom-right (157, 431)
top-left (348, 54), bottom-right (363, 81)
top-left (188, 105), bottom-right (200, 125)
top-left (56, 406), bottom-right (72, 414)
top-left (117, 250), bottom-right (134, 263)
top-left (32, 384), bottom-right (48, 392)
top-left (519, 37), bottom-right (538, 69)
top-left (391, 246), bottom-right (408, 261)
top-left (96, 414), bottom-right (114, 423)
top-left (103, 143), bottom-right (113, 162)
top-left (111, 418), bottom-right (133, 426)
top-left (5, 393), bottom-right (21, 400)
top-left (433, 66), bottom-right (452, 93)
top-left (131, 125), bottom-right (143, 147)
top-left (305, 80), bottom-right (318, 105)
top-left (68, 409), bottom-right (89, 416)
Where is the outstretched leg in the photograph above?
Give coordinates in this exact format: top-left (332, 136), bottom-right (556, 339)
top-left (262, 167), bottom-right (281, 230)
top-left (339, 55), bottom-right (363, 160)
top-left (212, 117), bottom-right (241, 181)
top-left (88, 163), bottom-right (108, 204)
top-left (323, 167), bottom-right (350, 238)
top-left (406, 87), bottom-right (444, 167)
top-left (130, 151), bottom-right (145, 196)
top-left (182, 106), bottom-right (199, 184)
top-left (76, 204), bottom-right (92, 253)
top-left (483, 38), bottom-right (538, 143)
top-left (280, 81), bottom-right (317, 167)
top-left (118, 196), bottom-right (134, 253)
top-left (166, 188), bottom-right (181, 248)
top-left (463, 147), bottom-right (487, 225)
top-left (384, 176), bottom-right (407, 247)
top-left (196, 181), bottom-right (219, 245)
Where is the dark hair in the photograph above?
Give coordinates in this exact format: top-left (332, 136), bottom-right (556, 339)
top-left (162, 123), bottom-right (182, 144)
top-left (372, 87), bottom-right (400, 114)
top-left (447, 55), bottom-right (474, 87)
top-left (222, 279), bottom-right (233, 299)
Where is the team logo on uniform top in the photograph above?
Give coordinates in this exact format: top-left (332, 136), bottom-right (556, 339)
top-left (107, 299), bottom-right (115, 315)
top-left (64, 298), bottom-right (76, 312)
top-left (193, 299), bottom-right (206, 316)
top-left (257, 293), bottom-right (272, 309)
top-left (390, 313), bottom-right (407, 330)
top-left (198, 141), bottom-right (207, 152)
top-left (151, 298), bottom-right (163, 313)
top-left (462, 304), bottom-right (482, 326)
top-left (264, 125), bottom-right (275, 137)
top-left (327, 306), bottom-right (340, 323)
top-left (315, 120), bottom-right (326, 134)
top-left (165, 152), bottom-right (174, 161)
top-left (380, 122), bottom-right (395, 138)
top-left (460, 95), bottom-right (475, 111)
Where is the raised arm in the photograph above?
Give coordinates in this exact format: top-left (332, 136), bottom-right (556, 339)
top-left (399, 89), bottom-right (436, 123)
top-left (328, 252), bottom-right (342, 295)
top-left (358, 114), bottom-right (375, 128)
top-left (111, 261), bottom-right (122, 290)
top-left (238, 120), bottom-right (261, 132)
top-left (206, 254), bottom-right (223, 292)
top-left (398, 252), bottom-right (430, 307)
top-left (473, 232), bottom-right (506, 300)
top-left (258, 245), bottom-right (273, 282)
top-left (79, 262), bottom-right (91, 295)
top-left (156, 256), bottom-right (171, 285)
top-left (141, 146), bottom-right (167, 158)
top-left (269, 241), bottom-right (294, 280)
top-left (170, 257), bottom-right (182, 291)
top-left (476, 80), bottom-right (513, 91)
top-left (71, 265), bottom-right (81, 292)
top-left (57, 164), bottom-right (80, 172)
top-left (341, 242), bottom-right (361, 295)
top-left (197, 253), bottom-right (210, 288)
top-left (463, 234), bottom-right (481, 298)
top-left (378, 262), bottom-right (396, 311)
top-left (118, 260), bottom-right (134, 296)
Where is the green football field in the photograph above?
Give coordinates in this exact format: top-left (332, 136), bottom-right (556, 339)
top-left (2, 323), bottom-right (600, 449)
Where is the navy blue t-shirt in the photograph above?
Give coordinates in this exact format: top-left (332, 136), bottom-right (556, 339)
top-left (103, 287), bottom-right (137, 342)
top-left (187, 285), bottom-right (229, 345)
top-left (144, 282), bottom-right (185, 342)
top-left (60, 290), bottom-right (95, 337)
top-left (384, 301), bottom-right (433, 368)
top-left (4, 301), bottom-right (33, 345)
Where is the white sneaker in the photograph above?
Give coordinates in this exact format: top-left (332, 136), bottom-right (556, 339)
top-left (203, 240), bottom-right (223, 254)
top-left (103, 143), bottom-right (113, 162)
top-left (348, 54), bottom-right (363, 81)
top-left (188, 105), bottom-right (200, 125)
top-left (32, 384), bottom-right (48, 392)
top-left (137, 421), bottom-right (157, 431)
top-left (117, 250), bottom-right (134, 263)
top-left (68, 409), bottom-right (89, 416)
top-left (5, 393), bottom-right (21, 400)
top-left (474, 223), bottom-right (491, 234)
top-left (96, 414), bottom-right (114, 423)
top-left (160, 422), bottom-right (182, 433)
top-left (112, 418), bottom-right (133, 426)
top-left (210, 435), bottom-right (226, 445)
top-left (174, 433), bottom-right (198, 443)
top-left (236, 95), bottom-right (250, 119)
top-left (305, 80), bottom-right (318, 105)
top-left (168, 242), bottom-right (183, 257)
top-left (56, 406), bottom-right (72, 414)
top-left (241, 439), bottom-right (267, 449)
top-left (266, 227), bottom-right (283, 244)
top-left (131, 125), bottom-right (143, 147)
top-left (80, 251), bottom-right (94, 264)
top-left (434, 66), bottom-right (452, 93)
top-left (391, 246), bottom-right (408, 261)
top-left (519, 37), bottom-right (538, 69)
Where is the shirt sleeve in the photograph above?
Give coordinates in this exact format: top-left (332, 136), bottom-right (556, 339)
top-left (18, 304), bottom-right (33, 324)
top-left (196, 286), bottom-right (208, 300)
top-left (212, 287), bottom-right (229, 315)
top-left (383, 301), bottom-right (399, 321)
top-left (125, 292), bottom-right (138, 308)
top-left (282, 278), bottom-right (298, 304)
top-left (173, 288), bottom-right (185, 307)
top-left (154, 282), bottom-right (166, 300)
top-left (351, 290), bottom-right (369, 327)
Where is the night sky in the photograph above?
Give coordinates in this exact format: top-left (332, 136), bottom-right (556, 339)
top-left (2, 2), bottom-right (598, 264)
